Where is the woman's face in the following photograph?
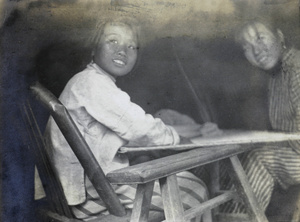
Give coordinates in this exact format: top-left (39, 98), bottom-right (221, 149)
top-left (93, 23), bottom-right (138, 78)
top-left (240, 23), bottom-right (283, 70)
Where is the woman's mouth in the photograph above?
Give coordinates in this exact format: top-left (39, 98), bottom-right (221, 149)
top-left (113, 59), bottom-right (126, 66)
top-left (257, 56), bottom-right (267, 65)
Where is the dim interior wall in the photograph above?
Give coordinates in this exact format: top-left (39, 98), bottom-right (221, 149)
top-left (1, 0), bottom-right (300, 221)
top-left (118, 36), bottom-right (271, 130)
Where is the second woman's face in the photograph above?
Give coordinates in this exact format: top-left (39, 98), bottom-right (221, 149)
top-left (240, 23), bottom-right (283, 70)
top-left (93, 23), bottom-right (138, 78)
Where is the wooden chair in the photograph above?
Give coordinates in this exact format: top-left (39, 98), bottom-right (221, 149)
top-left (23, 81), bottom-right (268, 222)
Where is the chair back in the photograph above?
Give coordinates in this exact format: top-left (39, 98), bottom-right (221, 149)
top-left (29, 81), bottom-right (126, 217)
top-left (22, 100), bottom-right (73, 217)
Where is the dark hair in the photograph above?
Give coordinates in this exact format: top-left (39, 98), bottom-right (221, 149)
top-left (88, 17), bottom-right (141, 48)
top-left (235, 19), bottom-right (279, 44)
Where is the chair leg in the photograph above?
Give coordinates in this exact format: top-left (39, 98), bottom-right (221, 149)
top-left (224, 155), bottom-right (268, 222)
top-left (131, 181), bottom-right (155, 222)
top-left (209, 161), bottom-right (220, 195)
top-left (291, 190), bottom-right (300, 222)
top-left (159, 175), bottom-right (185, 222)
top-left (209, 161), bottom-right (220, 220)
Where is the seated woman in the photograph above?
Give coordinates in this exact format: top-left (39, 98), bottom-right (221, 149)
top-left (219, 19), bottom-right (300, 221)
top-left (35, 17), bottom-right (213, 222)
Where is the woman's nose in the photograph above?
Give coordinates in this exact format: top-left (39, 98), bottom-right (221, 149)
top-left (116, 44), bottom-right (127, 56)
top-left (253, 45), bottom-right (262, 55)
top-left (118, 50), bottom-right (126, 56)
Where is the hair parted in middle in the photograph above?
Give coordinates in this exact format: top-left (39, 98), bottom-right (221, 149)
top-left (234, 18), bottom-right (279, 44)
top-left (88, 16), bottom-right (141, 49)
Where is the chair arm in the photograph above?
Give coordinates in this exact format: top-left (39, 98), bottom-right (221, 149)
top-left (107, 144), bottom-right (253, 184)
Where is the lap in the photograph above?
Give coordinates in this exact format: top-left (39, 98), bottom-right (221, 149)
top-left (72, 171), bottom-right (209, 220)
top-left (243, 144), bottom-right (300, 165)
top-left (241, 144), bottom-right (300, 188)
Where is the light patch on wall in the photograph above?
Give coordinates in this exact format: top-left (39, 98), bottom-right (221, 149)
top-left (1, 0), bottom-right (299, 46)
top-left (105, 0), bottom-right (235, 23)
top-left (188, 0), bottom-right (235, 14)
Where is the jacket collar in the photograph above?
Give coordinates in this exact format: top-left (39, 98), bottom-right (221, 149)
top-left (87, 62), bottom-right (116, 83)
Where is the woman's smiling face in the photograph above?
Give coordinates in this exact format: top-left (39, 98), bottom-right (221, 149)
top-left (93, 22), bottom-right (138, 78)
top-left (240, 22), bottom-right (283, 70)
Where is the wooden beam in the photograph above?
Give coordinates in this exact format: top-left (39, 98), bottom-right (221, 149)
top-left (159, 175), bottom-right (184, 222)
top-left (131, 182), bottom-right (155, 222)
top-left (225, 156), bottom-right (268, 222)
top-left (183, 191), bottom-right (236, 221)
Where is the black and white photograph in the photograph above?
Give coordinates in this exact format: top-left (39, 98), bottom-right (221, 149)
top-left (2, 0), bottom-right (300, 221)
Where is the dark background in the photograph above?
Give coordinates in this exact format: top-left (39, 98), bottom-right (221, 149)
top-left (1, 0), bottom-right (300, 221)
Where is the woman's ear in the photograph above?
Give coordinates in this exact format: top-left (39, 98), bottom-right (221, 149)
top-left (277, 29), bottom-right (285, 44)
top-left (277, 29), bottom-right (286, 50)
top-left (91, 50), bottom-right (95, 62)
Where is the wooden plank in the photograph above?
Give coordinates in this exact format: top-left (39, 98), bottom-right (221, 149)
top-left (159, 175), bottom-right (184, 222)
top-left (119, 130), bottom-right (300, 153)
top-left (130, 182), bottom-right (155, 222)
top-left (182, 191), bottom-right (236, 221)
top-left (225, 156), bottom-right (268, 222)
top-left (107, 144), bottom-right (252, 184)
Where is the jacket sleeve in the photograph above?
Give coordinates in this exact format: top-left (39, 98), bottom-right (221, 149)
top-left (71, 74), bottom-right (180, 147)
top-left (288, 69), bottom-right (300, 153)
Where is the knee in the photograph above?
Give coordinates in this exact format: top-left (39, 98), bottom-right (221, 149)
top-left (244, 149), bottom-right (267, 165)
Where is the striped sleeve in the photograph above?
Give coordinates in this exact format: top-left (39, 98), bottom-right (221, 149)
top-left (289, 68), bottom-right (300, 152)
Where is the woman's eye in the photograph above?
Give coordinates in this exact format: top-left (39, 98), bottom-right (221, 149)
top-left (109, 39), bottom-right (118, 44)
top-left (128, 45), bottom-right (139, 50)
top-left (257, 35), bottom-right (265, 42)
top-left (243, 45), bottom-right (251, 52)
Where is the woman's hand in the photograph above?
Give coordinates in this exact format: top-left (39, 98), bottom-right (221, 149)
top-left (199, 122), bottom-right (223, 137)
top-left (179, 136), bottom-right (192, 144)
top-left (171, 122), bottom-right (223, 138)
top-left (171, 124), bottom-right (204, 138)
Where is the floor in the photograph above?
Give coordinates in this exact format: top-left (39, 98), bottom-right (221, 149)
top-left (266, 185), bottom-right (300, 222)
top-left (215, 185), bottom-right (300, 222)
